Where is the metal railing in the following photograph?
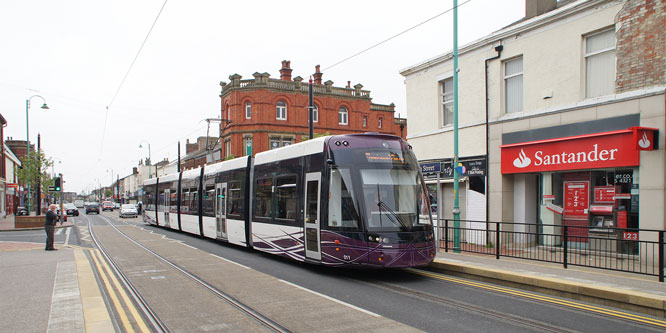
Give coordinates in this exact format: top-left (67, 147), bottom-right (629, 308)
top-left (438, 219), bottom-right (666, 282)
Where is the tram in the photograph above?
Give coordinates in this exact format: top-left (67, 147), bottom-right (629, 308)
top-left (140, 133), bottom-right (436, 267)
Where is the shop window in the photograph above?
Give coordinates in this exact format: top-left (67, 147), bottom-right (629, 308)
top-left (585, 29), bottom-right (615, 98)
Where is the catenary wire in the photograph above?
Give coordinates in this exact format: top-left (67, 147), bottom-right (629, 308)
top-left (322, 0), bottom-right (472, 72)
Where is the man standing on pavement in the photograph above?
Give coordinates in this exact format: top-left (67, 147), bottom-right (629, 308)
top-left (45, 204), bottom-right (58, 251)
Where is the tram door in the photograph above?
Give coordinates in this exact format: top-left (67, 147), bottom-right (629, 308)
top-left (163, 189), bottom-right (170, 228)
top-left (304, 172), bottom-right (321, 261)
top-left (216, 183), bottom-right (227, 239)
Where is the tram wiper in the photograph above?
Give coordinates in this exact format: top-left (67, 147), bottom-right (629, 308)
top-left (376, 185), bottom-right (409, 229)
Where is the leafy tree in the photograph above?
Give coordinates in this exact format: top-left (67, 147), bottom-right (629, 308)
top-left (105, 189), bottom-right (113, 198)
top-left (16, 150), bottom-right (52, 210)
top-left (301, 131), bottom-right (331, 141)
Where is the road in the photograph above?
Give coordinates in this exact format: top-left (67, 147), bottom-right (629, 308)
top-left (2, 210), bottom-right (664, 332)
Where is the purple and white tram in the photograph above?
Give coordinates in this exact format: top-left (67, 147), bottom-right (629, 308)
top-left (141, 133), bottom-right (436, 267)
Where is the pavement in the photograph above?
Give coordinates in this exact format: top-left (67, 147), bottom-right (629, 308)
top-left (1, 214), bottom-right (665, 332)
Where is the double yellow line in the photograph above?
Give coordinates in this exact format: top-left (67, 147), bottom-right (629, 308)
top-left (408, 268), bottom-right (666, 328)
top-left (88, 248), bottom-right (151, 332)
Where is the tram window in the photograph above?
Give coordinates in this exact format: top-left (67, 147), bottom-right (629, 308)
top-left (328, 168), bottom-right (360, 230)
top-left (276, 176), bottom-right (297, 220)
top-left (169, 192), bottom-right (178, 213)
top-left (255, 178), bottom-right (273, 218)
top-left (181, 189), bottom-right (190, 214)
top-left (203, 185), bottom-right (215, 217)
top-left (189, 189), bottom-right (198, 213)
top-left (228, 181), bottom-right (242, 217)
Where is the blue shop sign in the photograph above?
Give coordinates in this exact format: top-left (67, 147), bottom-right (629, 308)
top-left (420, 162), bottom-right (441, 174)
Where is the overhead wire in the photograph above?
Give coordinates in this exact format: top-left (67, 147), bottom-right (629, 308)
top-left (322, 0), bottom-right (472, 72)
top-left (98, 0), bottom-right (169, 161)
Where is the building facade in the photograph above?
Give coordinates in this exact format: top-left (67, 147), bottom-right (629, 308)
top-left (219, 61), bottom-right (407, 159)
top-left (401, 0), bottom-right (666, 248)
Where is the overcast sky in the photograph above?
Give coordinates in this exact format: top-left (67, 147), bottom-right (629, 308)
top-left (0, 0), bottom-right (524, 193)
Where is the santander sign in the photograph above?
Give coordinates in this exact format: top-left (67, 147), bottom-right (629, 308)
top-left (501, 127), bottom-right (656, 174)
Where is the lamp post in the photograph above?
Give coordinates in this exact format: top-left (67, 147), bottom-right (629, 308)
top-left (106, 169), bottom-right (113, 203)
top-left (25, 95), bottom-right (49, 214)
top-left (139, 141), bottom-right (153, 178)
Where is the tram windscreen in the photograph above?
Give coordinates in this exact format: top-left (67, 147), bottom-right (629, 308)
top-left (361, 169), bottom-right (431, 231)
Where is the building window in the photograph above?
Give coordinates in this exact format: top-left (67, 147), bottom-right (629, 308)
top-left (504, 57), bottom-right (523, 113)
top-left (224, 138), bottom-right (231, 158)
top-left (378, 117), bottom-right (383, 128)
top-left (363, 115), bottom-right (367, 127)
top-left (338, 106), bottom-right (348, 125)
top-left (243, 136), bottom-right (252, 156)
top-left (269, 136), bottom-right (293, 150)
top-left (440, 78), bottom-right (453, 126)
top-left (245, 102), bottom-right (251, 119)
top-left (276, 100), bottom-right (287, 120)
top-left (585, 29), bottom-right (615, 98)
top-left (312, 105), bottom-right (318, 123)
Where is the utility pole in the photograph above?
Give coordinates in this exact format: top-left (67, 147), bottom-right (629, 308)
top-left (452, 0), bottom-right (461, 252)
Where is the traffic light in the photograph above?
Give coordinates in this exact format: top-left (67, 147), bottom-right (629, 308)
top-left (54, 177), bottom-right (62, 191)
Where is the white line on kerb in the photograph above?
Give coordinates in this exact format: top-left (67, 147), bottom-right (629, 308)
top-left (278, 279), bottom-right (380, 317)
top-left (209, 254), bottom-right (251, 270)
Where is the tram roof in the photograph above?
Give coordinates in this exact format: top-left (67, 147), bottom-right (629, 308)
top-left (254, 136), bottom-right (328, 166)
top-left (204, 156), bottom-right (248, 176)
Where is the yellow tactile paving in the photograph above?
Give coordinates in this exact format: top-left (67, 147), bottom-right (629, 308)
top-left (74, 249), bottom-right (115, 333)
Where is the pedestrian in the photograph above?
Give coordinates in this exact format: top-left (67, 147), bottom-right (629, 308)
top-left (45, 204), bottom-right (58, 251)
top-left (137, 201), bottom-right (142, 215)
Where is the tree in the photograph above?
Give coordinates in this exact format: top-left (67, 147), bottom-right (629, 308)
top-left (105, 189), bottom-right (113, 198)
top-left (16, 150), bottom-right (52, 210)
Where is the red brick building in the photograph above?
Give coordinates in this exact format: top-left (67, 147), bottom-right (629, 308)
top-left (219, 61), bottom-right (407, 158)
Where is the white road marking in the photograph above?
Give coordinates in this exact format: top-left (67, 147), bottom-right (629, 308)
top-left (64, 227), bottom-right (72, 245)
top-left (55, 228), bottom-right (64, 235)
top-left (209, 254), bottom-right (251, 270)
top-left (279, 279), bottom-right (380, 317)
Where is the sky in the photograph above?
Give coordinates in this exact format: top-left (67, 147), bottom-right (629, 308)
top-left (0, 0), bottom-right (525, 193)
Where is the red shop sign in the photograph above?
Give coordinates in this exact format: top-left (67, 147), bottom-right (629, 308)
top-left (564, 181), bottom-right (588, 220)
top-left (501, 127), bottom-right (658, 174)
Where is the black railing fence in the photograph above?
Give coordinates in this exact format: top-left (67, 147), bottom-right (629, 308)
top-left (438, 219), bottom-right (666, 282)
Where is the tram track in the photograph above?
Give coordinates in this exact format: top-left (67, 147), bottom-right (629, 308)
top-left (88, 216), bottom-right (291, 333)
top-left (367, 279), bottom-right (578, 333)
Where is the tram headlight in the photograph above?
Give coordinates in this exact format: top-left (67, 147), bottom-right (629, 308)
top-left (382, 237), bottom-right (389, 244)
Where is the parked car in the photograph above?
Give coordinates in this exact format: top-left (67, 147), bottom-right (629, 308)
top-left (101, 201), bottom-right (114, 211)
top-left (16, 206), bottom-right (29, 216)
top-left (119, 204), bottom-right (138, 218)
top-left (64, 203), bottom-right (79, 216)
top-left (86, 203), bottom-right (100, 214)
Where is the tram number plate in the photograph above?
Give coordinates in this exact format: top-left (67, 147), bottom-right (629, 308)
top-left (622, 232), bottom-right (639, 241)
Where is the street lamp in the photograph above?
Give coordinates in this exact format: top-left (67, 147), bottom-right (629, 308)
top-left (139, 141), bottom-right (153, 178)
top-left (106, 169), bottom-right (113, 203)
top-left (25, 95), bottom-right (49, 214)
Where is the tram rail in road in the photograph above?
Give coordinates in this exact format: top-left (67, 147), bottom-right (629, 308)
top-left (88, 215), bottom-right (291, 333)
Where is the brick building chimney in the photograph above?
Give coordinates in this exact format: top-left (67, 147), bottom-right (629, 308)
top-left (279, 60), bottom-right (292, 81)
top-left (313, 65), bottom-right (323, 85)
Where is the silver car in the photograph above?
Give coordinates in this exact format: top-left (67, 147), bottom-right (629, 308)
top-left (119, 204), bottom-right (138, 218)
